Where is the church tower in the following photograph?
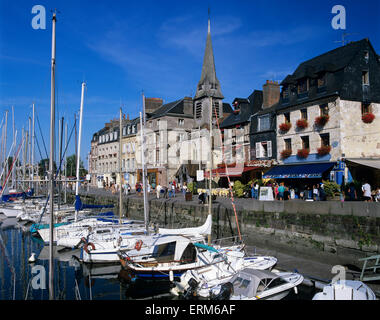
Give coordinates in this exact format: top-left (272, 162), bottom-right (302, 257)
top-left (194, 15), bottom-right (224, 127)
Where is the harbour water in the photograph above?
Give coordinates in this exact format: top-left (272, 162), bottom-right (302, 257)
top-left (0, 216), bottom-right (319, 301)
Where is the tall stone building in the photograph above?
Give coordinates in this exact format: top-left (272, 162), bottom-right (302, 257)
top-left (264, 38), bottom-right (380, 186)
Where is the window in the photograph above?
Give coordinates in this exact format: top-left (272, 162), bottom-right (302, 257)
top-left (362, 71), bottom-right (369, 85)
top-left (127, 126), bottom-right (131, 134)
top-left (301, 136), bottom-right (310, 149)
top-left (122, 127), bottom-right (126, 136)
top-left (178, 119), bottom-right (184, 126)
top-left (361, 103), bottom-right (372, 115)
top-left (282, 86), bottom-right (289, 99)
top-left (156, 149), bottom-right (160, 163)
top-left (284, 138), bottom-right (292, 151)
top-left (300, 109), bottom-right (308, 120)
top-left (284, 112), bottom-right (290, 123)
top-left (319, 104), bottom-right (329, 116)
top-left (212, 101), bottom-right (220, 118)
top-left (195, 102), bottom-right (202, 119)
top-left (320, 133), bottom-right (330, 147)
top-left (258, 115), bottom-right (270, 131)
top-left (255, 141), bottom-right (272, 158)
top-left (317, 73), bottom-right (326, 87)
top-left (298, 78), bottom-right (308, 93)
top-left (364, 51), bottom-right (369, 61)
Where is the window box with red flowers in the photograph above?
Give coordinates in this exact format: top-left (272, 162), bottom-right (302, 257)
top-left (296, 118), bottom-right (308, 129)
top-left (362, 112), bottom-right (375, 124)
top-left (317, 145), bottom-right (331, 156)
top-left (280, 149), bottom-right (292, 159)
top-left (297, 148), bottom-right (310, 158)
top-left (314, 115), bottom-right (330, 127)
top-left (279, 122), bottom-right (292, 133)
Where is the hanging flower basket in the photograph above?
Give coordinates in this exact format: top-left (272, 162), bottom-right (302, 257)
top-left (362, 113), bottom-right (375, 124)
top-left (280, 149), bottom-right (292, 159)
top-left (296, 118), bottom-right (308, 129)
top-left (317, 145), bottom-right (331, 156)
top-left (297, 148), bottom-right (310, 158)
top-left (279, 122), bottom-right (291, 132)
top-left (315, 115), bottom-right (330, 127)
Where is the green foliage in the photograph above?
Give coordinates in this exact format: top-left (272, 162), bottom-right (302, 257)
top-left (66, 154), bottom-right (88, 177)
top-left (188, 182), bottom-right (195, 194)
top-left (322, 180), bottom-right (341, 197)
top-left (233, 180), bottom-right (245, 198)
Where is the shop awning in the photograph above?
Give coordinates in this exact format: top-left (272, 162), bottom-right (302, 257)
top-left (346, 159), bottom-right (380, 170)
top-left (205, 166), bottom-right (259, 178)
top-left (263, 162), bottom-right (335, 179)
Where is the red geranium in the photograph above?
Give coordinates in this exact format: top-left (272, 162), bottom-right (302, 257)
top-left (362, 113), bottom-right (375, 124)
top-left (296, 118), bottom-right (308, 129)
top-left (279, 122), bottom-right (291, 132)
top-left (317, 145), bottom-right (331, 156)
top-left (297, 148), bottom-right (310, 158)
top-left (315, 115), bottom-right (330, 126)
top-left (280, 149), bottom-right (292, 159)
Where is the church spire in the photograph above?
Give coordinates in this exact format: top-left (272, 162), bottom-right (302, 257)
top-left (194, 11), bottom-right (224, 100)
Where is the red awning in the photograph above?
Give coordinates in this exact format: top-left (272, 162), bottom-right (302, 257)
top-left (204, 166), bottom-right (259, 178)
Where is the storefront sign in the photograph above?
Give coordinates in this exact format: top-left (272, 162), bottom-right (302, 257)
top-left (197, 170), bottom-right (204, 181)
top-left (259, 187), bottom-right (274, 201)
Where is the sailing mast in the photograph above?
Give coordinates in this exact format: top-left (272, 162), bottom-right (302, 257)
top-left (119, 107), bottom-right (123, 224)
top-left (208, 96), bottom-right (213, 246)
top-left (75, 82), bottom-right (85, 222)
top-left (140, 106), bottom-right (149, 235)
top-left (48, 12), bottom-right (57, 301)
top-left (31, 104), bottom-right (35, 192)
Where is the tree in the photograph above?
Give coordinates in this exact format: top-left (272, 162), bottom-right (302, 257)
top-left (66, 154), bottom-right (88, 177)
top-left (38, 158), bottom-right (57, 178)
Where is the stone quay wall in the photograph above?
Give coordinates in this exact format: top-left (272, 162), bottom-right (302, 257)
top-left (69, 191), bottom-right (380, 265)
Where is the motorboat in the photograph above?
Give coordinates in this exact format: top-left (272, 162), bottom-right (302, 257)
top-left (202, 268), bottom-right (303, 300)
top-left (171, 249), bottom-right (277, 297)
top-left (312, 280), bottom-right (377, 300)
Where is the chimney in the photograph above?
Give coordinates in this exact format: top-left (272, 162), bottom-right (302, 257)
top-left (127, 114), bottom-right (130, 120)
top-left (262, 80), bottom-right (280, 109)
top-left (145, 97), bottom-right (163, 113)
top-left (183, 97), bottom-right (193, 115)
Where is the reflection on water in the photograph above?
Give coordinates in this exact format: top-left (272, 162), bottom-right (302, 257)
top-left (0, 217), bottom-right (318, 300)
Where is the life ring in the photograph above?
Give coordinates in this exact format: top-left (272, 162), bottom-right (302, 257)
top-left (135, 240), bottom-right (143, 251)
top-left (84, 242), bottom-right (95, 254)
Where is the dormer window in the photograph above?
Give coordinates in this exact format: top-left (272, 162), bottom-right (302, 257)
top-left (364, 51), bottom-right (369, 61)
top-left (282, 86), bottom-right (289, 99)
top-left (362, 71), bottom-right (369, 85)
top-left (317, 73), bottom-right (326, 88)
top-left (298, 78), bottom-right (308, 94)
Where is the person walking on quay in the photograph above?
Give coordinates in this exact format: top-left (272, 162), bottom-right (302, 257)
top-left (362, 181), bottom-right (372, 202)
top-left (375, 187), bottom-right (380, 202)
top-left (250, 182), bottom-right (255, 199)
top-left (171, 182), bottom-right (176, 198)
top-left (182, 182), bottom-right (188, 197)
top-left (277, 182), bottom-right (285, 201)
top-left (273, 183), bottom-right (279, 200)
top-left (156, 183), bottom-right (162, 199)
top-left (313, 185), bottom-right (319, 201)
top-left (347, 182), bottom-right (357, 201)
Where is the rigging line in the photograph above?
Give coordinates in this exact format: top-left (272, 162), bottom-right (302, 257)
top-left (34, 133), bottom-right (44, 163)
top-left (36, 120), bottom-right (76, 224)
top-left (212, 104), bottom-right (242, 242)
top-left (36, 114), bottom-right (49, 159)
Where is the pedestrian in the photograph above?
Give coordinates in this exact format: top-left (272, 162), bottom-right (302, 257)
top-left (171, 183), bottom-right (176, 198)
top-left (182, 183), bottom-right (188, 197)
top-left (361, 181), bottom-right (372, 202)
top-left (318, 183), bottom-right (326, 201)
top-left (278, 182), bottom-right (285, 200)
top-left (273, 183), bottom-right (279, 200)
top-left (347, 182), bottom-right (357, 201)
top-left (375, 187), bottom-right (380, 202)
top-left (313, 185), bottom-right (319, 201)
top-left (250, 182), bottom-right (255, 199)
top-left (254, 182), bottom-right (259, 199)
top-left (156, 183), bottom-right (162, 199)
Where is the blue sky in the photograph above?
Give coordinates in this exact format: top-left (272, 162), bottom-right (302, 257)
top-left (0, 0), bottom-right (379, 168)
